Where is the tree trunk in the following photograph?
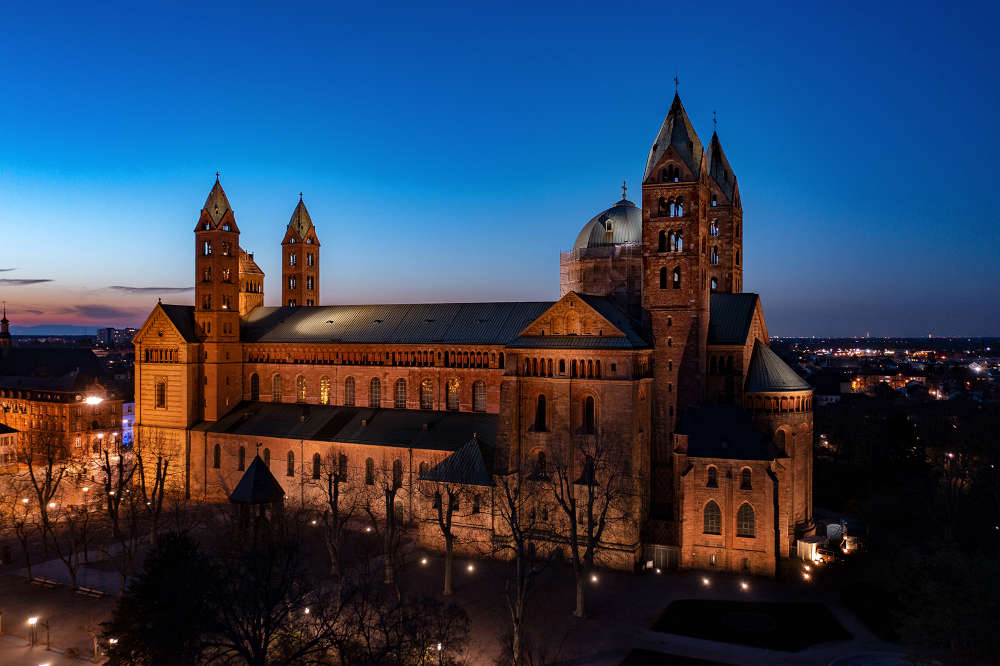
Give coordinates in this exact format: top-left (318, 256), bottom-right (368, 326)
top-left (443, 535), bottom-right (454, 596)
top-left (574, 574), bottom-right (586, 618)
top-left (512, 620), bottom-right (521, 666)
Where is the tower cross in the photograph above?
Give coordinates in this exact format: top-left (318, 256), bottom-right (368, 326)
top-left (713, 110), bottom-right (718, 130)
top-left (621, 180), bottom-right (627, 200)
top-left (674, 72), bottom-right (679, 92)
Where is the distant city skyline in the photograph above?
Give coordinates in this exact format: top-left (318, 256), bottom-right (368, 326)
top-left (2, 2), bottom-right (998, 336)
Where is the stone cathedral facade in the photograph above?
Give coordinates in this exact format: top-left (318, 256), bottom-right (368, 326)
top-left (133, 93), bottom-right (813, 576)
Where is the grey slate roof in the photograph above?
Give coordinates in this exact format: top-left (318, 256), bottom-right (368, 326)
top-left (706, 132), bottom-right (737, 202)
top-left (0, 349), bottom-right (105, 392)
top-left (573, 199), bottom-right (642, 249)
top-left (202, 177), bottom-right (232, 226)
top-left (510, 294), bottom-right (650, 350)
top-left (196, 401), bottom-right (497, 453)
top-left (677, 405), bottom-right (775, 461)
top-left (287, 197), bottom-right (315, 240)
top-left (644, 93), bottom-right (704, 182)
top-left (241, 302), bottom-right (553, 345)
top-left (230, 454), bottom-right (286, 504)
top-left (420, 436), bottom-right (493, 486)
top-left (744, 339), bottom-right (811, 393)
top-left (707, 293), bottom-right (759, 345)
top-left (160, 304), bottom-right (200, 343)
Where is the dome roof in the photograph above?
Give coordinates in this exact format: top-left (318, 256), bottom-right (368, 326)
top-left (573, 198), bottom-right (642, 249)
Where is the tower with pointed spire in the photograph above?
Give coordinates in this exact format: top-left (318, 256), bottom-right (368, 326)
top-left (281, 195), bottom-right (320, 307)
top-left (0, 303), bottom-right (12, 355)
top-left (641, 92), bottom-right (712, 517)
top-left (705, 130), bottom-right (743, 293)
top-left (193, 175), bottom-right (243, 420)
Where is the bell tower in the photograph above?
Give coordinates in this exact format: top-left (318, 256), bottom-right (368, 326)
top-left (0, 302), bottom-right (12, 355)
top-left (705, 131), bottom-right (743, 293)
top-left (193, 175), bottom-right (243, 421)
top-left (281, 195), bottom-right (320, 307)
top-left (641, 93), bottom-right (711, 515)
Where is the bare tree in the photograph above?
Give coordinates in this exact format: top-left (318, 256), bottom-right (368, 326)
top-left (361, 460), bottom-right (405, 587)
top-left (545, 434), bottom-right (631, 618)
top-left (0, 476), bottom-right (39, 580)
top-left (47, 488), bottom-right (95, 589)
top-left (310, 451), bottom-right (359, 578)
top-left (418, 477), bottom-right (470, 597)
top-left (133, 426), bottom-right (171, 544)
top-left (17, 431), bottom-right (70, 553)
top-left (492, 467), bottom-right (548, 666)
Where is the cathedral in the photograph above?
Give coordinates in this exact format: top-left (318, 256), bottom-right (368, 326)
top-left (133, 93), bottom-right (813, 576)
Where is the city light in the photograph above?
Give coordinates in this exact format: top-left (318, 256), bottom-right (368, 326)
top-left (654, 568), bottom-right (662, 574)
top-left (28, 617), bottom-right (38, 625)
top-left (82, 486), bottom-right (89, 492)
top-left (364, 526), bottom-right (373, 533)
top-left (466, 563), bottom-right (475, 573)
top-left (590, 573), bottom-right (598, 583)
top-left (420, 557), bottom-right (428, 565)
top-left (48, 502), bottom-right (56, 509)
top-left (109, 638), bottom-right (118, 645)
top-left (802, 572), bottom-right (811, 581)
top-left (84, 396), bottom-right (103, 405)
top-left (22, 498), bottom-right (28, 504)
top-left (304, 607), bottom-right (310, 614)
top-left (740, 581), bottom-right (749, 591)
top-left (701, 577), bottom-right (710, 586)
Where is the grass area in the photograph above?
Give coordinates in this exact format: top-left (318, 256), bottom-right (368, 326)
top-left (650, 599), bottom-right (852, 652)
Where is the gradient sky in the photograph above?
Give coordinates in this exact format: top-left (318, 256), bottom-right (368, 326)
top-left (1, 1), bottom-right (998, 336)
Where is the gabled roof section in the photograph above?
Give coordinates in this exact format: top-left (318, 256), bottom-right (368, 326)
top-left (677, 405), bottom-right (776, 461)
top-left (229, 455), bottom-right (286, 504)
top-left (420, 436), bottom-right (494, 486)
top-left (744, 339), bottom-right (811, 393)
top-left (706, 132), bottom-right (737, 202)
top-left (201, 176), bottom-right (232, 227)
top-left (708, 293), bottom-right (759, 345)
top-left (644, 93), bottom-right (704, 182)
top-left (239, 248), bottom-right (264, 276)
top-left (241, 302), bottom-right (552, 345)
top-left (158, 304), bottom-right (200, 343)
top-left (513, 293), bottom-right (649, 350)
top-left (287, 197), bottom-right (314, 241)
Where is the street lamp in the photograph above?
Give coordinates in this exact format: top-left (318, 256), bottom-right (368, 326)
top-left (27, 616), bottom-right (38, 646)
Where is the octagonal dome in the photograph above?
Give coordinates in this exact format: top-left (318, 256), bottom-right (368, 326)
top-left (573, 198), bottom-right (642, 249)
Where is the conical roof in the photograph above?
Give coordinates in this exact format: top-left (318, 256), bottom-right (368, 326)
top-left (287, 197), bottom-right (314, 240)
top-left (229, 455), bottom-right (286, 504)
top-left (202, 176), bottom-right (232, 226)
top-left (420, 437), bottom-right (493, 486)
top-left (745, 339), bottom-right (811, 393)
top-left (706, 132), bottom-right (737, 202)
top-left (644, 93), bottom-right (704, 182)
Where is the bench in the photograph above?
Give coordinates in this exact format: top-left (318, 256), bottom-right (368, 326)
top-left (30, 576), bottom-right (60, 588)
top-left (75, 586), bottom-right (106, 598)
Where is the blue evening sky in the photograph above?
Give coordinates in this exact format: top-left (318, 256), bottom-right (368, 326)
top-left (1, 0), bottom-right (997, 335)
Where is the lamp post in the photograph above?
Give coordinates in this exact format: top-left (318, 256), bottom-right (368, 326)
top-left (27, 616), bottom-right (38, 646)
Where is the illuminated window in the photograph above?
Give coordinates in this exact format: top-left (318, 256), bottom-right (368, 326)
top-left (419, 379), bottom-right (433, 410)
top-left (737, 503), bottom-right (755, 538)
top-left (320, 376), bottom-right (330, 405)
top-left (272, 374), bottom-right (283, 402)
top-left (446, 379), bottom-right (459, 411)
top-left (703, 501), bottom-right (721, 534)
top-left (296, 376), bottom-right (306, 402)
